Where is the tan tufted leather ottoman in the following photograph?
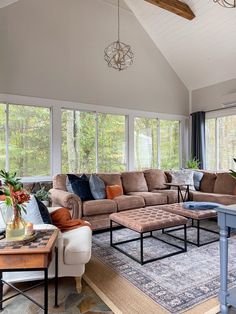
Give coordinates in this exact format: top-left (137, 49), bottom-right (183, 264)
top-left (109, 207), bottom-right (188, 265)
top-left (156, 203), bottom-right (219, 247)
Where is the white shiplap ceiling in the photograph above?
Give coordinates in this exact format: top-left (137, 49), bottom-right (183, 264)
top-left (124, 0), bottom-right (236, 90)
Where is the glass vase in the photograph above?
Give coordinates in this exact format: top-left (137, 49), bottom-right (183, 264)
top-left (5, 206), bottom-right (26, 241)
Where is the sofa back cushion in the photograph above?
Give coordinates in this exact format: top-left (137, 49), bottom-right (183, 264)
top-left (121, 171), bottom-right (148, 193)
top-left (144, 169), bottom-right (167, 191)
top-left (214, 172), bottom-right (236, 195)
top-left (97, 173), bottom-right (123, 192)
top-left (53, 174), bottom-right (67, 191)
top-left (200, 172), bottom-right (217, 193)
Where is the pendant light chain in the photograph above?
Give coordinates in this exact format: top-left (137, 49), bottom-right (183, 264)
top-left (118, 0), bottom-right (120, 42)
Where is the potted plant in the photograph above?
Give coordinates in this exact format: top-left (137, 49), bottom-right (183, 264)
top-left (185, 157), bottom-right (200, 169)
top-left (35, 187), bottom-right (50, 207)
top-left (230, 158), bottom-right (236, 179)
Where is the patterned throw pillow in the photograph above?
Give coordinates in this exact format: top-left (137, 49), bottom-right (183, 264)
top-left (89, 174), bottom-right (106, 200)
top-left (68, 174), bottom-right (94, 201)
top-left (169, 170), bottom-right (195, 190)
top-left (22, 195), bottom-right (52, 224)
top-left (106, 185), bottom-right (123, 199)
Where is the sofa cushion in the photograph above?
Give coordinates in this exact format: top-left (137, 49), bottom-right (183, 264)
top-left (121, 171), bottom-right (148, 193)
top-left (64, 226), bottom-right (92, 265)
top-left (200, 172), bottom-right (217, 193)
top-left (89, 174), bottom-right (106, 199)
top-left (53, 174), bottom-right (67, 191)
top-left (144, 169), bottom-right (167, 191)
top-left (82, 199), bottom-right (117, 216)
top-left (128, 192), bottom-right (167, 206)
top-left (114, 195), bottom-right (145, 212)
top-left (214, 172), bottom-right (236, 195)
top-left (97, 173), bottom-right (123, 193)
top-left (106, 185), bottom-right (123, 199)
top-left (189, 190), bottom-right (236, 205)
top-left (151, 189), bottom-right (178, 204)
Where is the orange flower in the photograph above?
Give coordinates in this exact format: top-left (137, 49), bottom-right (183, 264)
top-left (13, 190), bottom-right (30, 204)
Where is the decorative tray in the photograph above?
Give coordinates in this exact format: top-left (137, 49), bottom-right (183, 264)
top-left (0, 231), bottom-right (38, 245)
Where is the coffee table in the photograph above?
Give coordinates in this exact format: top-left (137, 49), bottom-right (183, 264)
top-left (110, 207), bottom-right (188, 265)
top-left (160, 203), bottom-right (219, 246)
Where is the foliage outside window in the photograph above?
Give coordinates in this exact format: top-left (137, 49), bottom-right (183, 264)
top-left (62, 110), bottom-right (127, 173)
top-left (134, 117), bottom-right (158, 170)
top-left (61, 110), bottom-right (96, 174)
top-left (160, 120), bottom-right (180, 169)
top-left (0, 105), bottom-right (5, 170)
top-left (98, 113), bottom-right (126, 172)
top-left (206, 115), bottom-right (236, 171)
top-left (0, 104), bottom-right (51, 177)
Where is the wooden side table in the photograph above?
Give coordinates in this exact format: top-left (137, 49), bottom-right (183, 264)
top-left (216, 204), bottom-right (236, 314)
top-left (165, 183), bottom-right (190, 202)
top-left (0, 228), bottom-right (59, 314)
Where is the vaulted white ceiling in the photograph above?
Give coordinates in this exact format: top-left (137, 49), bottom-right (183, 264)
top-left (124, 0), bottom-right (236, 90)
top-left (1, 0), bottom-right (236, 90)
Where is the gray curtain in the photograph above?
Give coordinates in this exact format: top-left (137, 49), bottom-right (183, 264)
top-left (191, 111), bottom-right (206, 169)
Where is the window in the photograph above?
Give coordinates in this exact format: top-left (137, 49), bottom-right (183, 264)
top-left (98, 113), bottom-right (126, 172)
top-left (1, 104), bottom-right (51, 177)
top-left (206, 118), bottom-right (216, 170)
top-left (62, 110), bottom-right (127, 173)
top-left (206, 115), bottom-right (236, 170)
top-left (134, 117), bottom-right (158, 170)
top-left (61, 110), bottom-right (96, 173)
top-left (160, 120), bottom-right (180, 169)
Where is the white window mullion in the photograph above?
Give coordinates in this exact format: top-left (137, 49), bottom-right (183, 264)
top-left (157, 119), bottom-right (161, 169)
top-left (216, 118), bottom-right (220, 170)
top-left (5, 103), bottom-right (9, 172)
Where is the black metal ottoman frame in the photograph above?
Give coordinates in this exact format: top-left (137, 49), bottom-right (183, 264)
top-left (163, 218), bottom-right (219, 247)
top-left (110, 220), bottom-right (187, 265)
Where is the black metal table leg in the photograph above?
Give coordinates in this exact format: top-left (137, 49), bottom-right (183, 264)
top-left (140, 233), bottom-right (144, 265)
top-left (177, 186), bottom-right (180, 203)
top-left (110, 220), bottom-right (113, 246)
top-left (0, 271), bottom-right (2, 311)
top-left (44, 268), bottom-right (48, 314)
top-left (197, 220), bottom-right (200, 247)
top-left (54, 247), bottom-right (59, 308)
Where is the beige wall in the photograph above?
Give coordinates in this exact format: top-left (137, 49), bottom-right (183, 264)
top-left (0, 0), bottom-right (189, 115)
top-left (191, 78), bottom-right (236, 113)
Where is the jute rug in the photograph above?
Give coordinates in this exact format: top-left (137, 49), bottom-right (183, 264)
top-left (84, 223), bottom-right (236, 314)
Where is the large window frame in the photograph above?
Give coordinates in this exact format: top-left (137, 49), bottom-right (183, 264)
top-left (206, 107), bottom-right (236, 171)
top-left (0, 94), bottom-right (188, 180)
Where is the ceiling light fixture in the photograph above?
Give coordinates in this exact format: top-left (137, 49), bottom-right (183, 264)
top-left (104, 0), bottom-right (134, 71)
top-left (213, 0), bottom-right (236, 8)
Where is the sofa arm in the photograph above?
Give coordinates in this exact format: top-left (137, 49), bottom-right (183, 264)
top-left (49, 188), bottom-right (82, 219)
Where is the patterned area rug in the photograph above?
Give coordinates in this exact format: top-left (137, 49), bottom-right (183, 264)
top-left (92, 221), bottom-right (236, 314)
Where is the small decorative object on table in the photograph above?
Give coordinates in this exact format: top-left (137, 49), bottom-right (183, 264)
top-left (0, 170), bottom-right (30, 241)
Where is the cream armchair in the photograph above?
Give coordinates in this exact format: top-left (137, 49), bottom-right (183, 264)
top-left (3, 220), bottom-right (92, 292)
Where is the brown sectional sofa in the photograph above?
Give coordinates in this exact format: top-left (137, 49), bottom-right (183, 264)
top-left (49, 170), bottom-right (236, 231)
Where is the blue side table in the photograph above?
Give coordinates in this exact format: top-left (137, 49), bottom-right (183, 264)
top-left (217, 204), bottom-right (236, 314)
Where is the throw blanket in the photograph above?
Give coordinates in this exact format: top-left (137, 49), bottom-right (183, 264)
top-left (50, 207), bottom-right (91, 232)
top-left (183, 201), bottom-right (222, 210)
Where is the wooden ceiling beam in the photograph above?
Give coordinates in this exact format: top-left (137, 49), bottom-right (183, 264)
top-left (144, 0), bottom-right (195, 20)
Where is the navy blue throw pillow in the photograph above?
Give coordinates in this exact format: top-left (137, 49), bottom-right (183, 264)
top-left (68, 174), bottom-right (94, 201)
top-left (35, 196), bottom-right (52, 224)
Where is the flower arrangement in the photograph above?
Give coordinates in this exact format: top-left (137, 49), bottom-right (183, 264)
top-left (0, 170), bottom-right (30, 214)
